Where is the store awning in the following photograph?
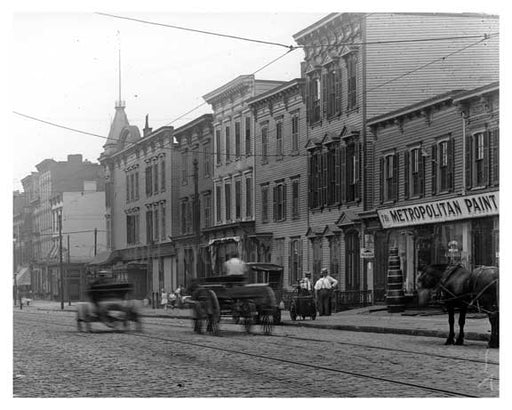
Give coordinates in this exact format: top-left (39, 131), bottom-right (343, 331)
top-left (15, 267), bottom-right (31, 286)
top-left (208, 236), bottom-right (240, 247)
top-left (88, 250), bottom-right (118, 266)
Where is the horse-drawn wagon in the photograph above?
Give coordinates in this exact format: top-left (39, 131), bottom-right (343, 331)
top-left (190, 275), bottom-right (279, 336)
top-left (76, 281), bottom-right (142, 332)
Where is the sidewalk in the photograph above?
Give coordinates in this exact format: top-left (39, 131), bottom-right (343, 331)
top-left (17, 300), bottom-right (492, 342)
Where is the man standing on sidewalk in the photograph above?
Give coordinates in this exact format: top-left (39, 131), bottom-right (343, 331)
top-left (314, 268), bottom-right (338, 316)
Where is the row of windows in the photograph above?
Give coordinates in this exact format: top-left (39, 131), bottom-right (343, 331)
top-left (215, 117), bottom-right (252, 165)
top-left (308, 140), bottom-right (361, 209)
top-left (181, 141), bottom-right (212, 184)
top-left (260, 113), bottom-right (300, 163)
top-left (261, 178), bottom-right (301, 223)
top-left (306, 53), bottom-right (358, 124)
top-left (145, 158), bottom-right (166, 198)
top-left (214, 176), bottom-right (253, 224)
top-left (379, 130), bottom-right (499, 203)
top-left (126, 202), bottom-right (167, 245)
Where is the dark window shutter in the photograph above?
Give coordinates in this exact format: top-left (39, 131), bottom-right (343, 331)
top-left (340, 145), bottom-right (347, 204)
top-left (419, 150), bottom-right (425, 197)
top-left (393, 153), bottom-right (399, 201)
top-left (283, 184), bottom-right (287, 220)
top-left (308, 154), bottom-right (313, 208)
top-left (404, 150), bottom-right (410, 199)
top-left (335, 145), bottom-right (341, 203)
top-left (306, 78), bottom-right (312, 125)
top-left (448, 138), bottom-right (455, 192)
top-left (273, 185), bottom-right (277, 222)
top-left (323, 151), bottom-right (328, 206)
top-left (379, 157), bottom-right (384, 204)
top-left (335, 67), bottom-right (341, 114)
top-left (491, 129), bottom-right (499, 186)
top-left (322, 72), bottom-right (328, 118)
top-left (126, 174), bottom-right (130, 201)
top-left (430, 144), bottom-right (437, 195)
top-left (355, 141), bottom-right (361, 202)
top-left (465, 134), bottom-right (472, 189)
top-left (484, 130), bottom-right (491, 187)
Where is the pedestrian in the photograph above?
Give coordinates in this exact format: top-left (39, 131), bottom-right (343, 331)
top-left (160, 288), bottom-right (168, 310)
top-left (299, 272), bottom-right (313, 295)
top-left (224, 251), bottom-right (247, 276)
top-left (175, 285), bottom-right (183, 308)
top-left (314, 268), bottom-right (338, 316)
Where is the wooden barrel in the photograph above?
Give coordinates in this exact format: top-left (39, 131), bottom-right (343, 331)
top-left (386, 247), bottom-right (405, 313)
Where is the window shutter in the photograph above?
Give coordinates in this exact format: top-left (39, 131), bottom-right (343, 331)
top-left (354, 141), bottom-right (361, 202)
top-left (379, 157), bottom-right (384, 204)
top-left (491, 129), bottom-right (499, 186)
top-left (283, 184), bottom-right (287, 220)
top-left (484, 130), bottom-right (491, 187)
top-left (430, 145), bottom-right (437, 195)
top-left (135, 173), bottom-right (139, 200)
top-left (273, 185), bottom-right (277, 222)
top-left (305, 77), bottom-right (311, 125)
top-left (419, 150), bottom-right (425, 197)
top-left (308, 154), bottom-right (313, 208)
top-left (322, 151), bottom-right (328, 206)
top-left (126, 174), bottom-right (130, 201)
top-left (322, 72), bottom-right (328, 118)
top-left (340, 145), bottom-right (347, 204)
top-left (465, 134), bottom-right (472, 190)
top-left (335, 145), bottom-right (341, 203)
top-left (335, 67), bottom-right (342, 114)
top-left (393, 153), bottom-right (399, 201)
top-left (404, 150), bottom-right (410, 199)
top-left (448, 138), bottom-right (455, 192)
top-left (299, 239), bottom-right (303, 279)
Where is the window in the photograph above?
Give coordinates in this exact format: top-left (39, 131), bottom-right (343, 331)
top-left (404, 147), bottom-right (425, 198)
top-left (345, 53), bottom-right (358, 110)
top-left (466, 130), bottom-right (496, 189)
top-left (153, 163), bottom-right (159, 193)
top-left (182, 150), bottom-right (188, 185)
top-left (160, 202), bottom-right (166, 240)
top-left (261, 184), bottom-right (269, 223)
top-left (432, 138), bottom-right (454, 194)
top-left (291, 113), bottom-right (299, 152)
top-left (307, 75), bottom-right (321, 124)
top-left (329, 235), bottom-right (340, 282)
top-left (126, 214), bottom-right (139, 245)
top-left (235, 179), bottom-right (241, 220)
top-left (203, 142), bottom-right (211, 177)
top-left (216, 130), bottom-right (222, 165)
top-left (216, 185), bottom-right (222, 223)
top-left (291, 178), bottom-right (300, 219)
top-left (475, 132), bottom-right (485, 186)
top-left (146, 209), bottom-right (153, 243)
top-left (312, 238), bottom-right (322, 277)
top-left (235, 122), bottom-right (241, 158)
top-left (276, 120), bottom-right (283, 157)
top-left (153, 207), bottom-right (159, 241)
top-left (324, 65), bottom-right (341, 118)
top-left (411, 148), bottom-right (421, 197)
top-left (273, 182), bottom-right (287, 222)
top-left (181, 200), bottom-right (188, 234)
top-left (289, 237), bottom-right (302, 286)
top-left (274, 238), bottom-right (284, 267)
top-left (381, 153), bottom-right (397, 202)
top-left (225, 126), bottom-right (231, 162)
top-left (245, 176), bottom-right (252, 218)
top-left (203, 193), bottom-right (211, 228)
top-left (245, 117), bottom-right (251, 156)
top-left (261, 126), bottom-right (268, 164)
top-left (346, 141), bottom-right (360, 202)
top-left (160, 160), bottom-right (166, 191)
top-left (135, 172), bottom-right (139, 200)
top-left (145, 166), bottom-right (153, 197)
top-left (225, 182), bottom-right (231, 221)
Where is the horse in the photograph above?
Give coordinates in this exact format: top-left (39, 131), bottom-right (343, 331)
top-left (416, 264), bottom-right (499, 348)
top-left (76, 299), bottom-right (142, 332)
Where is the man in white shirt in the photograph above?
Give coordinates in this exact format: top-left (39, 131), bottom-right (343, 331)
top-left (224, 251), bottom-right (247, 276)
top-left (299, 272), bottom-right (313, 295)
top-left (314, 268), bottom-right (338, 316)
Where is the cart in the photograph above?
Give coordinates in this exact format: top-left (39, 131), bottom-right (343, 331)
top-left (289, 287), bottom-right (317, 321)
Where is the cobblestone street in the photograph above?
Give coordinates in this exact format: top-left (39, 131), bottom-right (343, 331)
top-left (13, 309), bottom-right (499, 398)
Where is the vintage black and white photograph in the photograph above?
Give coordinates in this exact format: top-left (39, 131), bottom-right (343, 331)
top-left (9, 1), bottom-right (503, 401)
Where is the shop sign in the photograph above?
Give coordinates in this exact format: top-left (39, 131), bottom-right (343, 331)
top-left (378, 192), bottom-right (499, 229)
top-left (360, 248), bottom-right (375, 259)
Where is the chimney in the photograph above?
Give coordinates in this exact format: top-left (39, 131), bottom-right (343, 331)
top-left (143, 114), bottom-right (152, 137)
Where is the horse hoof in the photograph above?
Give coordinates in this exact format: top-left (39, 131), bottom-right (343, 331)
top-left (455, 339), bottom-right (464, 346)
top-left (445, 339), bottom-right (455, 345)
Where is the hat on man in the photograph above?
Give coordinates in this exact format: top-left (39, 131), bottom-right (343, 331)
top-left (321, 268), bottom-right (328, 274)
top-left (305, 272), bottom-right (311, 277)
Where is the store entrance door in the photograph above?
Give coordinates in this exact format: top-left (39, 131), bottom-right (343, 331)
top-left (472, 218), bottom-right (494, 267)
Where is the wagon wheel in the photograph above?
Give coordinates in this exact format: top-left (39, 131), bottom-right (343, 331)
top-left (289, 302), bottom-right (297, 321)
top-left (260, 312), bottom-right (274, 335)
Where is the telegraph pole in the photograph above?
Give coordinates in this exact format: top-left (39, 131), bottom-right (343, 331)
top-left (59, 213), bottom-right (64, 310)
top-left (94, 228), bottom-right (97, 256)
top-left (193, 158), bottom-right (200, 280)
top-left (67, 234), bottom-right (71, 306)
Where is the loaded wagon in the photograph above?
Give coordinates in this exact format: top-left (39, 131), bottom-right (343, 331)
top-left (190, 274), bottom-right (279, 336)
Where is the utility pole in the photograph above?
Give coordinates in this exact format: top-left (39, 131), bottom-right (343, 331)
top-left (193, 158), bottom-right (200, 280)
top-left (59, 213), bottom-right (64, 310)
top-left (94, 228), bottom-right (97, 256)
top-left (67, 234), bottom-right (71, 306)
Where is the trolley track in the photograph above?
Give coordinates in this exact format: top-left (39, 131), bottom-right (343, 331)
top-left (14, 312), bottom-right (496, 397)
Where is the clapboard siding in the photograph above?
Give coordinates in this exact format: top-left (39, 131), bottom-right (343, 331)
top-left (365, 13), bottom-right (499, 118)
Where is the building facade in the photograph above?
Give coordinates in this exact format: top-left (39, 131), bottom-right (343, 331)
top-left (99, 103), bottom-right (179, 300)
top-left (248, 78), bottom-right (309, 288)
top-left (368, 82), bottom-right (499, 299)
top-left (26, 154), bottom-right (105, 300)
top-left (202, 75), bottom-right (285, 273)
top-left (173, 114), bottom-right (214, 286)
top-left (292, 12), bottom-right (499, 301)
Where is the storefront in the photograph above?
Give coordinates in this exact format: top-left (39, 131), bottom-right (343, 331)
top-left (375, 191), bottom-right (499, 295)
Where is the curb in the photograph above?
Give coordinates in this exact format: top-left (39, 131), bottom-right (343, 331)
top-left (26, 307), bottom-right (490, 342)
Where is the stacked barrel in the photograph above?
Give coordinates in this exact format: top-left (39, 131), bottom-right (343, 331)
top-left (386, 247), bottom-right (405, 313)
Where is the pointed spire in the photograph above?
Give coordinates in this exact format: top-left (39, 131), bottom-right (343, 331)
top-left (116, 30), bottom-right (125, 109)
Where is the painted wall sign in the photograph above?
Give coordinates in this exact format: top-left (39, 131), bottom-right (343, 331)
top-left (377, 192), bottom-right (499, 229)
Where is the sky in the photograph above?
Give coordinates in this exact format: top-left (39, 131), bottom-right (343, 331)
top-left (10, 10), bottom-right (328, 191)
